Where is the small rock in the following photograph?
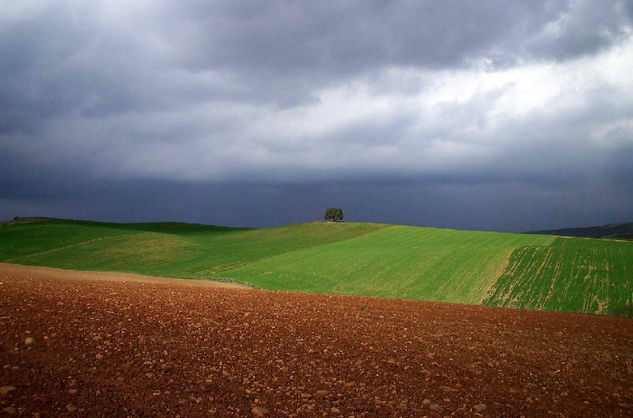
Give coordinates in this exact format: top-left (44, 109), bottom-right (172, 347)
top-left (0, 386), bottom-right (16, 395)
top-left (422, 399), bottom-right (431, 406)
top-left (430, 404), bottom-right (442, 412)
top-left (2, 406), bottom-right (16, 415)
top-left (95, 354), bottom-right (103, 360)
top-left (68, 389), bottom-right (78, 395)
top-left (24, 337), bottom-right (35, 345)
top-left (331, 407), bottom-right (341, 414)
top-left (315, 390), bottom-right (329, 398)
top-left (474, 403), bottom-right (487, 412)
top-left (251, 406), bottom-right (269, 416)
top-left (66, 404), bottom-right (76, 412)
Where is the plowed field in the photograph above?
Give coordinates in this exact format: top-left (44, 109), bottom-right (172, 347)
top-left (1, 264), bottom-right (633, 417)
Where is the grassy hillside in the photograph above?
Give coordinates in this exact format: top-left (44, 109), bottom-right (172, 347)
top-left (1, 218), bottom-right (632, 316)
top-left (0, 220), bottom-right (387, 278)
top-left (224, 226), bottom-right (552, 303)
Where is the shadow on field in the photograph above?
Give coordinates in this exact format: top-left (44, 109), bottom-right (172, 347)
top-left (605, 303), bottom-right (633, 319)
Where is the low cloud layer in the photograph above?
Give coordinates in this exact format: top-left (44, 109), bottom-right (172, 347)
top-left (1, 0), bottom-right (632, 230)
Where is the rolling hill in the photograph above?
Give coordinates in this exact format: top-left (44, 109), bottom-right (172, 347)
top-left (1, 218), bottom-right (632, 316)
top-left (531, 222), bottom-right (633, 240)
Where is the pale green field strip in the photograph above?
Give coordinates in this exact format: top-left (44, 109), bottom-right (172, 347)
top-left (483, 237), bottom-right (633, 316)
top-left (223, 225), bottom-right (553, 303)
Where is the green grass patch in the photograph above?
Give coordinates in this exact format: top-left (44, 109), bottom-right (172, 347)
top-left (483, 237), bottom-right (633, 316)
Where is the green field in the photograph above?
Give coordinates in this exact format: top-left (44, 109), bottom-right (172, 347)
top-left (0, 220), bottom-right (385, 278)
top-left (1, 219), bottom-right (632, 316)
top-left (483, 237), bottom-right (633, 316)
top-left (225, 226), bottom-right (553, 302)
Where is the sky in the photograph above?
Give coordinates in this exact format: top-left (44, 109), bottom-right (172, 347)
top-left (1, 0), bottom-right (633, 231)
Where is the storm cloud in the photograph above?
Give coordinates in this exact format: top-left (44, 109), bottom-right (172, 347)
top-left (1, 0), bottom-right (632, 230)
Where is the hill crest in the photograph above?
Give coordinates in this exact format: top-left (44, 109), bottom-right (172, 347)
top-left (531, 222), bottom-right (633, 240)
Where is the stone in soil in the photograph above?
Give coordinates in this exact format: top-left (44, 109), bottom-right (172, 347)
top-left (251, 406), bottom-right (269, 416)
top-left (0, 386), bottom-right (16, 395)
top-left (474, 403), bottom-right (487, 412)
top-left (429, 403), bottom-right (442, 412)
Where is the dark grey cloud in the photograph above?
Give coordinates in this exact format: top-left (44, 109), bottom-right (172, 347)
top-left (2, 0), bottom-right (631, 131)
top-left (1, 0), bottom-right (632, 230)
top-left (172, 1), bottom-right (629, 71)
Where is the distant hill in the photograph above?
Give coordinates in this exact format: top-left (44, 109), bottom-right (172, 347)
top-left (531, 222), bottom-right (633, 240)
top-left (1, 218), bottom-right (632, 317)
top-left (1, 216), bottom-right (52, 226)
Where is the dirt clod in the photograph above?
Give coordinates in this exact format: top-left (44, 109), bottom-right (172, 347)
top-left (251, 406), bottom-right (269, 416)
top-left (0, 386), bottom-right (15, 395)
top-left (315, 390), bottom-right (329, 398)
top-left (474, 403), bottom-right (487, 412)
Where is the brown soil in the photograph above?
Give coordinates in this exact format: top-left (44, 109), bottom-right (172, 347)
top-left (1, 265), bottom-right (633, 417)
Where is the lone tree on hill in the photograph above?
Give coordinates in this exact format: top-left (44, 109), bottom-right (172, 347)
top-left (324, 207), bottom-right (344, 222)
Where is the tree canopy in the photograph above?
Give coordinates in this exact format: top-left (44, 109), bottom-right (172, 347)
top-left (324, 207), bottom-right (343, 222)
